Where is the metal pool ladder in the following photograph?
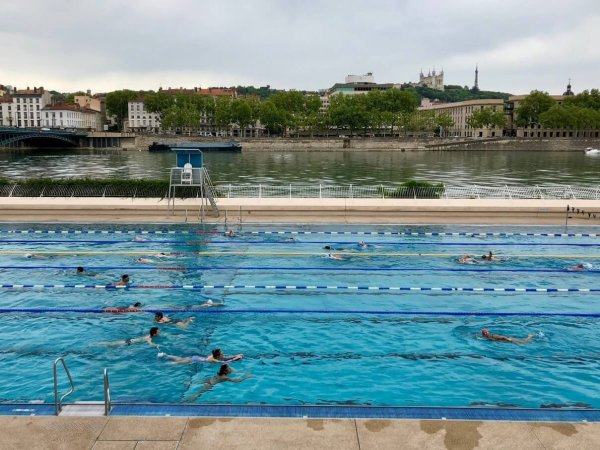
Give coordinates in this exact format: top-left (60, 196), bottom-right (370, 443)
top-left (53, 357), bottom-right (75, 415)
top-left (104, 368), bottom-right (112, 415)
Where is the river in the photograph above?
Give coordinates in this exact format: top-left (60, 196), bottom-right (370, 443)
top-left (0, 148), bottom-right (598, 185)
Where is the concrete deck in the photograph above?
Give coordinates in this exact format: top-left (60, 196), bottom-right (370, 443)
top-left (1, 197), bottom-right (599, 225)
top-left (2, 416), bottom-right (599, 450)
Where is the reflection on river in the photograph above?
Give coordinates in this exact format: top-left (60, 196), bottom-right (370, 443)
top-left (0, 148), bottom-right (598, 185)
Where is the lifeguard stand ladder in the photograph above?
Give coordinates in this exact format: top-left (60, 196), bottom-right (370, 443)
top-left (167, 146), bottom-right (219, 217)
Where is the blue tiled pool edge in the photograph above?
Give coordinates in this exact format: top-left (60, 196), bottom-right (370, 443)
top-left (1, 403), bottom-right (598, 422)
top-left (107, 404), bottom-right (600, 422)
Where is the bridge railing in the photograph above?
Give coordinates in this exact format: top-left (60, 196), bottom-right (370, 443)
top-left (0, 183), bottom-right (599, 199)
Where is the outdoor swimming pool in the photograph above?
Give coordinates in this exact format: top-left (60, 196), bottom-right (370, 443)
top-left (0, 223), bottom-right (598, 410)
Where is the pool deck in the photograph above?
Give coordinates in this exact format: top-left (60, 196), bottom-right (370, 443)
top-left (2, 197), bottom-right (600, 449)
top-left (1, 197), bottom-right (600, 225)
top-left (2, 416), bottom-right (600, 450)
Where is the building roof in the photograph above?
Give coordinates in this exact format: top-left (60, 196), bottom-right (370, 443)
top-left (159, 87), bottom-right (236, 97)
top-left (42, 102), bottom-right (99, 113)
top-left (418, 98), bottom-right (504, 111)
top-left (14, 87), bottom-right (46, 96)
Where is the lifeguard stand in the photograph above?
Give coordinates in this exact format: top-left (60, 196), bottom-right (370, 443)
top-left (168, 146), bottom-right (219, 217)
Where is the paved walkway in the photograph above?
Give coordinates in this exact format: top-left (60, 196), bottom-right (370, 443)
top-left (2, 416), bottom-right (599, 450)
top-left (1, 197), bottom-right (600, 224)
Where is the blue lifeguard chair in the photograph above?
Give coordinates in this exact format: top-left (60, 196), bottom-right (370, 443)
top-left (168, 146), bottom-right (218, 217)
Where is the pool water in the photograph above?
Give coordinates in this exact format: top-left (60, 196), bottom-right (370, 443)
top-left (0, 224), bottom-right (598, 408)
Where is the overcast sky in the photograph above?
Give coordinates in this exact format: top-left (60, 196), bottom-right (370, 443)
top-left (1, 0), bottom-right (599, 95)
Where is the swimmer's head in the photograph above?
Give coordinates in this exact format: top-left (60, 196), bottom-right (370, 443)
top-left (481, 328), bottom-right (490, 337)
top-left (121, 274), bottom-right (130, 282)
top-left (24, 253), bottom-right (32, 259)
top-left (154, 312), bottom-right (164, 320)
top-left (323, 246), bottom-right (332, 250)
top-left (149, 327), bottom-right (159, 337)
top-left (76, 266), bottom-right (84, 273)
top-left (218, 364), bottom-right (231, 376)
top-left (132, 302), bottom-right (142, 308)
top-left (212, 348), bottom-right (223, 358)
top-left (206, 299), bottom-right (213, 304)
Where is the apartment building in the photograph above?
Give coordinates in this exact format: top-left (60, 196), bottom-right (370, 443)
top-left (127, 99), bottom-right (160, 132)
top-left (8, 87), bottom-right (52, 128)
top-left (41, 103), bottom-right (102, 130)
top-left (419, 98), bottom-right (505, 137)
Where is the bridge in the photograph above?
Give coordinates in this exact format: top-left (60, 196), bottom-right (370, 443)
top-left (0, 127), bottom-right (88, 148)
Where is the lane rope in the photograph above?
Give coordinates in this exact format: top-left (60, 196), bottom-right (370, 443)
top-left (1, 229), bottom-right (599, 238)
top-left (1, 265), bottom-right (598, 274)
top-left (1, 239), bottom-right (600, 247)
top-left (0, 308), bottom-right (598, 317)
top-left (0, 250), bottom-right (598, 258)
top-left (0, 284), bottom-right (598, 292)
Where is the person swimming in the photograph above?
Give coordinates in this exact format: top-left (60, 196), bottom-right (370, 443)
top-left (458, 255), bottom-right (475, 264)
top-left (224, 229), bottom-right (235, 237)
top-left (568, 263), bottom-right (586, 271)
top-left (358, 241), bottom-right (367, 248)
top-left (481, 251), bottom-right (496, 261)
top-left (158, 348), bottom-right (243, 364)
top-left (115, 274), bottom-right (130, 286)
top-left (326, 253), bottom-right (343, 260)
top-left (188, 364), bottom-right (252, 400)
top-left (98, 327), bottom-right (160, 347)
top-left (154, 312), bottom-right (195, 328)
top-left (481, 328), bottom-right (534, 344)
top-left (190, 299), bottom-right (226, 308)
top-left (136, 257), bottom-right (156, 264)
top-left (103, 302), bottom-right (143, 313)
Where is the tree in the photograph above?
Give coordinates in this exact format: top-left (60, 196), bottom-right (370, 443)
top-left (144, 91), bottom-right (175, 122)
top-left (540, 105), bottom-right (600, 129)
top-left (515, 91), bottom-right (554, 127)
top-left (564, 89), bottom-right (600, 111)
top-left (467, 107), bottom-right (506, 128)
top-left (106, 90), bottom-right (139, 131)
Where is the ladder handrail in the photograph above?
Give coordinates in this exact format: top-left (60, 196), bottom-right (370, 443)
top-left (53, 357), bottom-right (75, 415)
top-left (103, 368), bottom-right (111, 416)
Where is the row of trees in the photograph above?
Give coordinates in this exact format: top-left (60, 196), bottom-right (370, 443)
top-left (516, 89), bottom-right (600, 129)
top-left (107, 88), bottom-right (456, 136)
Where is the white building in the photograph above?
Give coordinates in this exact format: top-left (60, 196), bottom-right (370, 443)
top-left (11, 87), bottom-right (52, 128)
top-left (127, 100), bottom-right (160, 132)
top-left (41, 103), bottom-right (101, 130)
top-left (0, 94), bottom-right (15, 126)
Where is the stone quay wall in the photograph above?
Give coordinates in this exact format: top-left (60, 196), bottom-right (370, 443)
top-left (133, 135), bottom-right (599, 152)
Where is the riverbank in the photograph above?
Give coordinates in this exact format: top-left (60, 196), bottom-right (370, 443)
top-left (133, 135), bottom-right (600, 152)
top-left (1, 197), bottom-right (599, 225)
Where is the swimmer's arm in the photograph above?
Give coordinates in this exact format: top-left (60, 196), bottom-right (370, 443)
top-left (228, 373), bottom-right (252, 382)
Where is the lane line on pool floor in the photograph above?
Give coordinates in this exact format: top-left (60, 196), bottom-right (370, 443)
top-left (0, 250), bottom-right (599, 258)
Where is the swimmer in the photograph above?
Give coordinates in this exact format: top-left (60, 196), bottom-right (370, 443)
top-left (189, 364), bottom-right (252, 400)
top-left (358, 240), bottom-right (367, 248)
top-left (154, 312), bottom-right (195, 328)
top-left (158, 348), bottom-right (243, 364)
top-left (190, 299), bottom-right (226, 308)
top-left (98, 327), bottom-right (160, 347)
top-left (481, 251), bottom-right (496, 261)
top-left (326, 253), bottom-right (343, 260)
top-left (136, 257), bottom-right (156, 264)
top-left (115, 274), bottom-right (130, 286)
top-left (481, 328), bottom-right (534, 344)
top-left (323, 245), bottom-right (337, 251)
top-left (458, 255), bottom-right (474, 264)
top-left (224, 229), bottom-right (235, 237)
top-left (132, 235), bottom-right (146, 242)
top-left (568, 263), bottom-right (586, 271)
top-left (23, 253), bottom-right (48, 259)
top-left (103, 302), bottom-right (143, 313)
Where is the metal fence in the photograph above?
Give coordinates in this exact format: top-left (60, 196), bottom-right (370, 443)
top-left (0, 183), bottom-right (599, 199)
top-left (215, 184), bottom-right (600, 200)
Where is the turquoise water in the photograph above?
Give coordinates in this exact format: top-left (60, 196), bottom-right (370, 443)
top-left (0, 224), bottom-right (599, 408)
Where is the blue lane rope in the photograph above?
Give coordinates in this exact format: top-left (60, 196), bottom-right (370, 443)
top-left (1, 238), bottom-right (600, 247)
top-left (0, 308), bottom-right (599, 317)
top-left (0, 284), bottom-right (598, 292)
top-left (0, 308), bottom-right (600, 318)
top-left (1, 265), bottom-right (599, 274)
top-left (1, 229), bottom-right (599, 238)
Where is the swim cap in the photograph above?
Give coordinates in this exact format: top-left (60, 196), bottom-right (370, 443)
top-left (207, 300), bottom-right (213, 304)
top-left (481, 328), bottom-right (489, 336)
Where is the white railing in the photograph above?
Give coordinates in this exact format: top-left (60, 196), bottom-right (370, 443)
top-left (215, 184), bottom-right (600, 200)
